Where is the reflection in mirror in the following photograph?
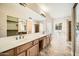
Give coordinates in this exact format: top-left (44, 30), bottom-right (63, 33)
top-left (7, 16), bottom-right (18, 36)
top-left (18, 19), bottom-right (27, 34)
top-left (6, 16), bottom-right (43, 37)
top-left (27, 20), bottom-right (32, 34)
top-left (7, 16), bottom-right (27, 37)
top-left (35, 24), bottom-right (39, 33)
top-left (34, 21), bottom-right (40, 33)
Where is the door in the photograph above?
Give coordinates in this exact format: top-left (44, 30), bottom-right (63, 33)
top-left (35, 24), bottom-right (39, 33)
top-left (68, 21), bottom-right (71, 41)
top-left (27, 20), bottom-right (32, 34)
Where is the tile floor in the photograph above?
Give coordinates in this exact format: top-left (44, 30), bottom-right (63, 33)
top-left (40, 35), bottom-right (72, 56)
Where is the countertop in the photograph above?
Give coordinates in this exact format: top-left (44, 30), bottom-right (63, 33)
top-left (0, 33), bottom-right (48, 53)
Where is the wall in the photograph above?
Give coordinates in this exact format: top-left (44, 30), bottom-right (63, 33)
top-left (45, 14), bottom-right (53, 34)
top-left (0, 12), bottom-right (7, 37)
top-left (52, 17), bottom-right (69, 52)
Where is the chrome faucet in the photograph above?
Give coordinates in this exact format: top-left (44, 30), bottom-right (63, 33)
top-left (16, 32), bottom-right (24, 40)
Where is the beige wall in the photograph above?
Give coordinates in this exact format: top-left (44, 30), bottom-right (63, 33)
top-left (52, 17), bottom-right (71, 51)
top-left (0, 12), bottom-right (7, 37)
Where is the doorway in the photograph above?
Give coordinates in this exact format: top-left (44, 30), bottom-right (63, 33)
top-left (35, 24), bottom-right (39, 33)
top-left (68, 21), bottom-right (71, 41)
top-left (72, 3), bottom-right (78, 56)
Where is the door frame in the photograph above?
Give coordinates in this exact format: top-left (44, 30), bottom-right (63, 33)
top-left (72, 3), bottom-right (78, 56)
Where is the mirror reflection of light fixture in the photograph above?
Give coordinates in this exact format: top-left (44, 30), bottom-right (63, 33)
top-left (40, 10), bottom-right (46, 17)
top-left (40, 13), bottom-right (46, 17)
top-left (19, 3), bottom-right (28, 7)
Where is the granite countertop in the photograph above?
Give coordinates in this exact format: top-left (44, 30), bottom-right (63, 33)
top-left (0, 33), bottom-right (48, 53)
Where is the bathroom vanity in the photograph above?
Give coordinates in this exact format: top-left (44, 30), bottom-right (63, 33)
top-left (0, 33), bottom-right (51, 56)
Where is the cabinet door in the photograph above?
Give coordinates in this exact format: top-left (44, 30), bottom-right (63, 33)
top-left (17, 52), bottom-right (26, 56)
top-left (43, 37), bottom-right (47, 48)
top-left (1, 49), bottom-right (15, 56)
top-left (27, 44), bottom-right (39, 56)
top-left (46, 36), bottom-right (50, 46)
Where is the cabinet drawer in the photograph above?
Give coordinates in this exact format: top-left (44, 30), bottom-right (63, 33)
top-left (39, 37), bottom-right (43, 41)
top-left (44, 36), bottom-right (47, 39)
top-left (1, 49), bottom-right (15, 56)
top-left (33, 39), bottom-right (39, 45)
top-left (16, 42), bottom-right (32, 54)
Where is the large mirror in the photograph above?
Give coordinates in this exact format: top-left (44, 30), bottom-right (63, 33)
top-left (1, 15), bottom-right (44, 37)
top-left (7, 16), bottom-right (41, 37)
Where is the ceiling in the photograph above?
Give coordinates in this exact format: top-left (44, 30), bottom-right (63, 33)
top-left (37, 3), bottom-right (73, 18)
top-left (21, 3), bottom-right (73, 20)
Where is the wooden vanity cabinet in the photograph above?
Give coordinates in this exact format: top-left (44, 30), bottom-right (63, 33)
top-left (46, 35), bottom-right (50, 46)
top-left (33, 39), bottom-right (39, 45)
top-left (42, 36), bottom-right (50, 48)
top-left (42, 36), bottom-right (47, 48)
top-left (26, 39), bottom-right (39, 56)
top-left (16, 42), bottom-right (32, 54)
top-left (27, 43), bottom-right (39, 56)
top-left (0, 35), bottom-right (51, 56)
top-left (1, 49), bottom-right (15, 56)
top-left (17, 40), bottom-right (39, 56)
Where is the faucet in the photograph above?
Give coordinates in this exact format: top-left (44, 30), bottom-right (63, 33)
top-left (16, 32), bottom-right (24, 40)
